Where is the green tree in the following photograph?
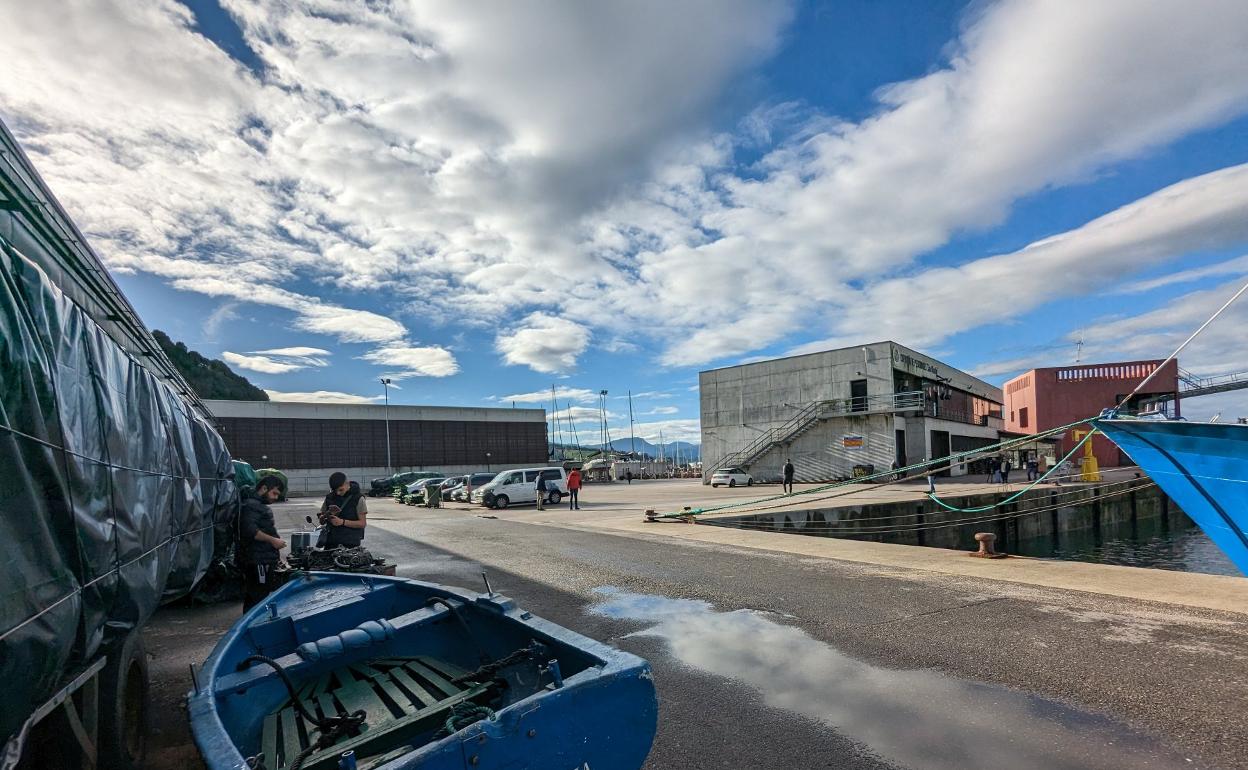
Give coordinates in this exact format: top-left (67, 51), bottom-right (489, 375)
top-left (152, 330), bottom-right (269, 401)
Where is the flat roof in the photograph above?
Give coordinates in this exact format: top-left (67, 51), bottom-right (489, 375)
top-left (698, 340), bottom-right (1002, 402)
top-left (204, 399), bottom-right (546, 423)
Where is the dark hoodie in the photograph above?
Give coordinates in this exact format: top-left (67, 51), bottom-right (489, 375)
top-left (237, 491), bottom-right (280, 566)
top-left (322, 481), bottom-right (365, 548)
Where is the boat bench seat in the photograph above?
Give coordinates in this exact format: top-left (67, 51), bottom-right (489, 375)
top-left (261, 655), bottom-right (490, 770)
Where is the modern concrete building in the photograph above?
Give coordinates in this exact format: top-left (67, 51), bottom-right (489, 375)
top-left (206, 400), bottom-right (547, 495)
top-left (1002, 359), bottom-right (1179, 468)
top-left (699, 342), bottom-right (1004, 483)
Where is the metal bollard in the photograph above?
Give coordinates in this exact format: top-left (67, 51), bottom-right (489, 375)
top-left (969, 531), bottom-right (1007, 559)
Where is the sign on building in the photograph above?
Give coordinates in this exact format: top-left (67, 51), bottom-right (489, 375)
top-left (843, 434), bottom-right (865, 450)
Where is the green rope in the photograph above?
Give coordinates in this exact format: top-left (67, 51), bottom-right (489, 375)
top-left (658, 416), bottom-right (1095, 519)
top-left (925, 427), bottom-right (1100, 513)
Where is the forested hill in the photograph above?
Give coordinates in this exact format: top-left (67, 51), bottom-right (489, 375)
top-left (153, 330), bottom-right (269, 401)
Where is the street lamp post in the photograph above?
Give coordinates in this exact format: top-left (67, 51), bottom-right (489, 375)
top-left (485, 452), bottom-right (492, 472)
top-left (381, 378), bottom-right (393, 473)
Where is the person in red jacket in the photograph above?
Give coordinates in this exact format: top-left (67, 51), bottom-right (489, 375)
top-left (567, 468), bottom-right (582, 510)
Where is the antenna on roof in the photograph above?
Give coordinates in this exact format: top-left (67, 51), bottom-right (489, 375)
top-left (1074, 330), bottom-right (1085, 364)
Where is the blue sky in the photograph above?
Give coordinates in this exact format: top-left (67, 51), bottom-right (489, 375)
top-left (6, 0), bottom-right (1248, 439)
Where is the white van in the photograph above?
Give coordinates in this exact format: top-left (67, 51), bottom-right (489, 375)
top-left (472, 467), bottom-right (569, 509)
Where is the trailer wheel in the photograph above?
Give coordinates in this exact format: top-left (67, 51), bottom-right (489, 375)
top-left (99, 631), bottom-right (150, 770)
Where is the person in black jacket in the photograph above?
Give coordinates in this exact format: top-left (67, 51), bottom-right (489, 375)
top-left (319, 472), bottom-right (367, 548)
top-left (238, 475), bottom-right (286, 611)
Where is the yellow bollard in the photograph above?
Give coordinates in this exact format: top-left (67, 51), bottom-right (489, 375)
top-left (1072, 430), bottom-right (1101, 482)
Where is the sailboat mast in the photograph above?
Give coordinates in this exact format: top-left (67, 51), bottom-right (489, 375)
top-left (628, 390), bottom-right (636, 459)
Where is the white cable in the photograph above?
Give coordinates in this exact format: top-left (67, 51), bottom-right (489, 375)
top-left (1118, 277), bottom-right (1248, 410)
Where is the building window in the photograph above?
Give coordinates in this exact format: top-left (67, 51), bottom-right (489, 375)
top-left (1019, 407), bottom-right (1029, 428)
top-left (1010, 411), bottom-right (1014, 422)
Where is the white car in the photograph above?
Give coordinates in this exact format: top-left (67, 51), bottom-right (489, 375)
top-left (472, 466), bottom-right (569, 509)
top-left (710, 467), bottom-right (753, 488)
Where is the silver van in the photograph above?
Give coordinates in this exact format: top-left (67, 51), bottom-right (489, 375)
top-left (472, 467), bottom-right (569, 508)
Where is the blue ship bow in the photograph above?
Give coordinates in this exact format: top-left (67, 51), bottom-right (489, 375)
top-left (1094, 418), bottom-right (1248, 575)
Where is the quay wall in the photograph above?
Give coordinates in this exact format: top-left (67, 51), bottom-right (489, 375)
top-left (712, 479), bottom-right (1176, 554)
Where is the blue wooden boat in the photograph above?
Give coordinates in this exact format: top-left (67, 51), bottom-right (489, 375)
top-left (188, 573), bottom-right (658, 770)
top-left (1094, 415), bottom-right (1248, 575)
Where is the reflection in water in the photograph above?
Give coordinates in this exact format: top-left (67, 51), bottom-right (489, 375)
top-left (1016, 517), bottom-right (1239, 576)
top-left (590, 588), bottom-right (1192, 770)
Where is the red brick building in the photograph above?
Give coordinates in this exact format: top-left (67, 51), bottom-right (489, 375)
top-left (1002, 360), bottom-right (1179, 468)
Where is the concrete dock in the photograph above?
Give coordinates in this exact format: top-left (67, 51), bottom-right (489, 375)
top-left (145, 479), bottom-right (1248, 769)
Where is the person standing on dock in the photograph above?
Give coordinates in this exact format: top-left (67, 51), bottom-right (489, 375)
top-left (1026, 456), bottom-right (1039, 481)
top-left (783, 458), bottom-right (795, 495)
top-left (925, 460), bottom-right (937, 494)
top-left (536, 473), bottom-right (547, 510)
top-left (1001, 458), bottom-right (1012, 484)
top-left (320, 472), bottom-right (367, 548)
top-left (567, 468), bottom-right (582, 510)
top-left (238, 475), bottom-right (286, 611)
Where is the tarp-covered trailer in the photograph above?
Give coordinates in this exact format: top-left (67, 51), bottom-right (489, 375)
top-left (0, 118), bottom-right (237, 768)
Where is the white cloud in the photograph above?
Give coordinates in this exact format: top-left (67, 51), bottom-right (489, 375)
top-left (252, 346), bottom-right (331, 357)
top-left (547, 406), bottom-right (613, 423)
top-left (1115, 254), bottom-right (1248, 294)
top-left (501, 387), bottom-right (597, 404)
top-left (5, 0), bottom-right (1248, 377)
top-left (202, 301), bottom-right (240, 341)
top-left (495, 313), bottom-right (588, 373)
top-left (971, 277), bottom-right (1248, 388)
top-left (628, 419), bottom-right (701, 443)
top-left (222, 351), bottom-right (302, 374)
top-left (264, 389), bottom-right (385, 404)
top-left (644, 406), bottom-right (680, 415)
top-left (222, 346), bottom-right (330, 374)
top-left (361, 343), bottom-right (460, 379)
top-left (790, 163), bottom-right (1248, 355)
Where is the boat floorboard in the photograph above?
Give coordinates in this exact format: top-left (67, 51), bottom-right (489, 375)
top-left (262, 656), bottom-right (489, 770)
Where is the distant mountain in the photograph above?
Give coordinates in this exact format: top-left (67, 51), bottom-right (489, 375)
top-left (153, 330), bottom-right (269, 401)
top-left (575, 437), bottom-right (700, 461)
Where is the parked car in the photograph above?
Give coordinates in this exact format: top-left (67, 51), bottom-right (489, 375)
top-left (453, 472), bottom-right (498, 502)
top-left (438, 475), bottom-right (467, 500)
top-left (471, 467), bottom-right (569, 509)
top-left (403, 477), bottom-right (446, 505)
top-left (710, 467), bottom-right (753, 488)
top-left (383, 470), bottom-right (445, 497)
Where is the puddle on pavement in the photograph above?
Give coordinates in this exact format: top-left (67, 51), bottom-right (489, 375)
top-left (589, 588), bottom-right (1191, 770)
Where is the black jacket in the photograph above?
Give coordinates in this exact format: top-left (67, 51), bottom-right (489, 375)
top-left (322, 481), bottom-right (365, 548)
top-left (237, 492), bottom-right (280, 566)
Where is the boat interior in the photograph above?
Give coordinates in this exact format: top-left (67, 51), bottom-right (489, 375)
top-left (207, 575), bottom-right (603, 770)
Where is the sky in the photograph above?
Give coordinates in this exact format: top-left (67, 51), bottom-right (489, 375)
top-left (5, 0), bottom-right (1248, 443)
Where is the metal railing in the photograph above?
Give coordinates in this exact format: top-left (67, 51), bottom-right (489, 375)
top-left (716, 391), bottom-right (925, 470)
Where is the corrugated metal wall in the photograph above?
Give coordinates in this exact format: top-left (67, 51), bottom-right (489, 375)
top-left (216, 417), bottom-right (547, 469)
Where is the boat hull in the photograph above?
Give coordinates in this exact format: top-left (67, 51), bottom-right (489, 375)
top-left (1094, 418), bottom-right (1248, 575)
top-left (188, 572), bottom-right (658, 770)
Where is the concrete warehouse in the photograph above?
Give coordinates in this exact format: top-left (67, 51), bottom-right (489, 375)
top-left (206, 399), bottom-right (548, 495)
top-left (700, 341), bottom-right (1004, 482)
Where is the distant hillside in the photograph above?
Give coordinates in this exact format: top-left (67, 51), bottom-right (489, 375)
top-left (582, 438), bottom-right (700, 461)
top-left (153, 330), bottom-right (269, 401)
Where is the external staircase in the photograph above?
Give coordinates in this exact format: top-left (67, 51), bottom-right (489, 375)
top-left (715, 390), bottom-right (925, 471)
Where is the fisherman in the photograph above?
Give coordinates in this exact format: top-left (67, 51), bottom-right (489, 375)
top-left (567, 467), bottom-right (582, 510)
top-left (238, 475), bottom-right (287, 611)
top-left (319, 471), bottom-right (367, 548)
top-left (535, 473), bottom-right (548, 510)
top-left (782, 458), bottom-right (796, 495)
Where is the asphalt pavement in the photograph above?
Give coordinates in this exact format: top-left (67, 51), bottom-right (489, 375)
top-left (146, 493), bottom-right (1248, 769)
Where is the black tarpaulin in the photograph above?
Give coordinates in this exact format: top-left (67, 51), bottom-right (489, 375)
top-left (0, 238), bottom-right (237, 749)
